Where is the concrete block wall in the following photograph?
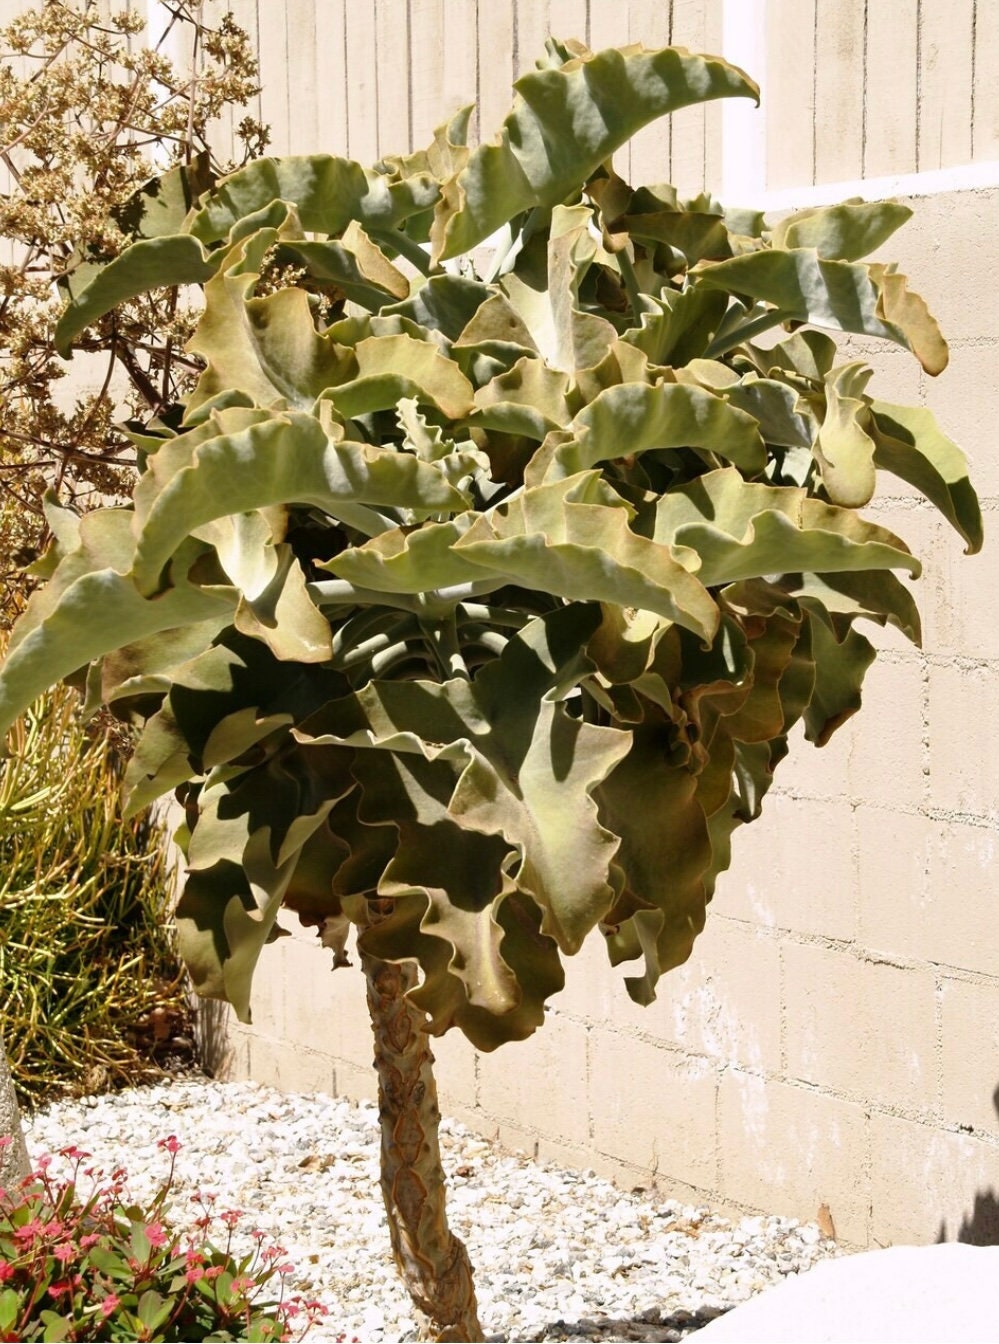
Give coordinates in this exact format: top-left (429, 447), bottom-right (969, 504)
top-left (188, 2), bottom-right (999, 1250)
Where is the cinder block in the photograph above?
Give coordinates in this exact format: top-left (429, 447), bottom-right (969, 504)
top-left (930, 342), bottom-right (999, 503)
top-left (331, 1058), bottom-right (379, 1105)
top-left (587, 1028), bottom-right (717, 1188)
top-left (776, 719), bottom-right (855, 802)
top-left (889, 189), bottom-right (999, 344)
top-left (428, 1030), bottom-right (478, 1116)
top-left (651, 916), bottom-right (782, 1073)
top-left (715, 807), bottom-right (780, 928)
top-left (927, 665), bottom-right (999, 818)
top-left (718, 1070), bottom-right (870, 1246)
top-left (477, 1011), bottom-right (590, 1148)
top-left (869, 1110), bottom-right (999, 1245)
top-left (555, 933), bottom-right (649, 1032)
top-left (940, 977), bottom-right (999, 1137)
top-left (848, 656), bottom-right (926, 811)
top-left (245, 1033), bottom-right (335, 1096)
top-left (857, 808), bottom-right (934, 961)
top-left (782, 942), bottom-right (938, 1114)
top-left (924, 529), bottom-right (999, 661)
top-left (924, 820), bottom-right (999, 976)
top-left (759, 797), bottom-right (859, 943)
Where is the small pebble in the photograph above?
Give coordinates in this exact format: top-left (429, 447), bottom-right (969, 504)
top-left (22, 1077), bottom-right (842, 1342)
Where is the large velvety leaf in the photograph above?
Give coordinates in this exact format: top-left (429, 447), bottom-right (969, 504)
top-left (0, 513), bottom-right (235, 738)
top-left (432, 43), bottom-right (758, 260)
top-left (770, 200), bottom-right (912, 261)
top-left (692, 249), bottom-right (948, 373)
top-left (870, 401), bottom-right (983, 554)
top-left (814, 363), bottom-right (877, 508)
top-left (655, 468), bottom-right (920, 585)
top-left (130, 412), bottom-right (469, 594)
top-left (186, 275), bottom-right (351, 412)
top-left (454, 474), bottom-right (720, 641)
top-left (187, 154), bottom-right (440, 243)
top-left (297, 607), bottom-right (631, 954)
top-left (539, 381), bottom-right (767, 481)
top-left (55, 235), bottom-right (217, 356)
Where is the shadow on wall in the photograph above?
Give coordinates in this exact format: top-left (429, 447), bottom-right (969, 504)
top-left (937, 1083), bottom-right (999, 1247)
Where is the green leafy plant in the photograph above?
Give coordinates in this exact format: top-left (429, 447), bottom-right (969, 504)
top-left (0, 36), bottom-right (982, 1341)
top-left (0, 0), bottom-right (266, 623)
top-left (0, 1135), bottom-right (325, 1341)
top-left (0, 632), bottom-right (194, 1109)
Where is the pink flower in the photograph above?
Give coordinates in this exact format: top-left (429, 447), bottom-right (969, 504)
top-left (34, 1155), bottom-right (52, 1173)
top-left (204, 1265), bottom-right (224, 1281)
top-left (220, 1209), bottom-right (242, 1229)
top-left (53, 1242), bottom-right (76, 1263)
top-left (157, 1135), bottom-right (181, 1155)
top-left (79, 1233), bottom-right (100, 1250)
top-left (276, 1262), bottom-right (295, 1276)
top-left (185, 1266), bottom-right (205, 1284)
top-left (13, 1218), bottom-right (43, 1243)
top-left (0, 1136), bottom-right (11, 1150)
top-left (144, 1222), bottom-right (167, 1248)
top-left (58, 1146), bottom-right (89, 1161)
top-left (0, 1261), bottom-right (13, 1283)
top-left (100, 1294), bottom-right (120, 1317)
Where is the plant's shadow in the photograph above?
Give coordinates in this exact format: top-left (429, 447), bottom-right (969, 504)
top-left (484, 1303), bottom-right (731, 1342)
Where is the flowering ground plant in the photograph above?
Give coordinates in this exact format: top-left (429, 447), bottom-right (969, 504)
top-left (0, 1135), bottom-right (325, 1342)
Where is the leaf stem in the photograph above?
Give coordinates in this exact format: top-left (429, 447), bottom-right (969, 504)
top-left (616, 245), bottom-right (644, 325)
top-left (375, 227), bottom-right (434, 277)
top-left (704, 307), bottom-right (793, 360)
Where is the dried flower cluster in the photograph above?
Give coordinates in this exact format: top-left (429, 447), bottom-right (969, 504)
top-left (0, 0), bottom-right (267, 623)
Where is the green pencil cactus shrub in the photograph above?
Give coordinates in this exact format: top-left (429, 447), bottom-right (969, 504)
top-left (0, 37), bottom-right (981, 1342)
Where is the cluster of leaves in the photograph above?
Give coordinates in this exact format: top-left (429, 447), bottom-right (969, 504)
top-left (0, 630), bottom-right (194, 1109)
top-left (0, 1135), bottom-right (326, 1342)
top-left (0, 0), bottom-right (267, 623)
top-left (0, 40), bottom-right (982, 1048)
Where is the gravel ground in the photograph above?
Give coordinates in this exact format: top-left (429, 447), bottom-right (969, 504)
top-left (22, 1076), bottom-right (843, 1343)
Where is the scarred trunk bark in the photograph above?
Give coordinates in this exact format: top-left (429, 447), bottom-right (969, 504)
top-left (361, 949), bottom-right (484, 1343)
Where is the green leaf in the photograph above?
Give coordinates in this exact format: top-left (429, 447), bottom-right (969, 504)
top-left (814, 362), bottom-right (877, 507)
top-left (454, 473), bottom-right (721, 641)
top-left (801, 605), bottom-right (878, 745)
top-left (326, 334), bottom-right (476, 420)
top-left (187, 154), bottom-right (440, 243)
top-left (186, 274), bottom-right (351, 413)
top-left (771, 199), bottom-right (913, 260)
top-left (55, 235), bottom-right (217, 356)
top-left (540, 380), bottom-right (767, 481)
top-left (0, 514), bottom-right (235, 738)
top-left (655, 468), bottom-right (920, 586)
top-left (692, 248), bottom-right (948, 373)
top-left (433, 43), bottom-right (759, 259)
top-left (131, 411), bottom-right (469, 594)
top-left (870, 401), bottom-right (983, 554)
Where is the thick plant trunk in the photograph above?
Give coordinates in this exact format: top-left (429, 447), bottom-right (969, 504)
top-left (361, 949), bottom-right (484, 1343)
top-left (0, 1031), bottom-right (31, 1190)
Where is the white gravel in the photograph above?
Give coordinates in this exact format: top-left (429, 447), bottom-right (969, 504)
top-left (22, 1076), bottom-right (843, 1343)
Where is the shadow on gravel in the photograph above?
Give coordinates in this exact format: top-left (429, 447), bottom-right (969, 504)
top-left (493, 1304), bottom-right (731, 1342)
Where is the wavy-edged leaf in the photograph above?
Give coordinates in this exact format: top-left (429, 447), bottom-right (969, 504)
top-left (186, 276), bottom-right (352, 413)
top-left (692, 248), bottom-right (948, 373)
top-left (655, 468), bottom-right (920, 585)
top-left (870, 400), bottom-right (983, 553)
top-left (540, 380), bottom-right (767, 482)
top-left (814, 362), bottom-right (877, 507)
top-left (326, 334), bottom-right (475, 420)
top-left (800, 604), bottom-right (878, 745)
top-left (454, 473), bottom-right (720, 641)
top-left (131, 412), bottom-right (469, 594)
top-left (432, 44), bottom-right (758, 260)
top-left (0, 514), bottom-right (235, 738)
top-left (187, 154), bottom-right (440, 244)
top-left (55, 235), bottom-right (217, 356)
top-left (771, 200), bottom-right (912, 260)
top-left (322, 516), bottom-right (500, 600)
top-left (297, 607), bottom-right (630, 953)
